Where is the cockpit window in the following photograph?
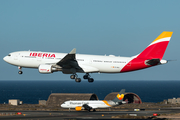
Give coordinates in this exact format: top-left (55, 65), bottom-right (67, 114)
top-left (8, 54), bottom-right (11, 56)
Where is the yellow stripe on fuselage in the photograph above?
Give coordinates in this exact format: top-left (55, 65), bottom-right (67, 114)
top-left (102, 100), bottom-right (111, 106)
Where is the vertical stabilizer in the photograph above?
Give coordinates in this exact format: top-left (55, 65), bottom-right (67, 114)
top-left (136, 31), bottom-right (173, 60)
top-left (120, 31), bottom-right (173, 72)
top-left (112, 89), bottom-right (125, 103)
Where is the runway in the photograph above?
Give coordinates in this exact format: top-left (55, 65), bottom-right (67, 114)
top-left (0, 109), bottom-right (179, 120)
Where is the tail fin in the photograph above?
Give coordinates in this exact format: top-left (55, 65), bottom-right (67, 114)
top-left (136, 31), bottom-right (173, 60)
top-left (112, 89), bottom-right (125, 103)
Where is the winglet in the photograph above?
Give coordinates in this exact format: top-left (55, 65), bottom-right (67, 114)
top-left (69, 48), bottom-right (76, 54)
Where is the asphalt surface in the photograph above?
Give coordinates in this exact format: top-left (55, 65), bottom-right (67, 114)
top-left (0, 109), bottom-right (179, 120)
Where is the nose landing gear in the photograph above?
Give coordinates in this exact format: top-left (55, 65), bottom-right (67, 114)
top-left (18, 66), bottom-right (23, 74)
top-left (18, 71), bottom-right (23, 74)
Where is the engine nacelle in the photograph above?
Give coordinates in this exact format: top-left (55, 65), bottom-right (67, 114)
top-left (38, 64), bottom-right (53, 74)
top-left (75, 106), bottom-right (83, 111)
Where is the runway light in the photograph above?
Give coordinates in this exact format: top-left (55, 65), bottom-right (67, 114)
top-left (16, 112), bottom-right (22, 115)
top-left (153, 113), bottom-right (157, 116)
top-left (153, 113), bottom-right (160, 116)
top-left (102, 114), bottom-right (104, 116)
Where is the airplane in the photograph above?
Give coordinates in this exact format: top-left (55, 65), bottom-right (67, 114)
top-left (61, 89), bottom-right (126, 112)
top-left (3, 31), bottom-right (173, 83)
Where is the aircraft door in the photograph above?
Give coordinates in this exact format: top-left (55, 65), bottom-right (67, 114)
top-left (14, 53), bottom-right (19, 60)
top-left (127, 61), bottom-right (131, 66)
top-left (89, 58), bottom-right (93, 64)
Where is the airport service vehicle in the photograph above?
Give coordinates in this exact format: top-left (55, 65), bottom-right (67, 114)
top-left (61, 89), bottom-right (125, 111)
top-left (3, 31), bottom-right (173, 82)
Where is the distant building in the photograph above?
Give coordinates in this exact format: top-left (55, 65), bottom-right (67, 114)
top-left (162, 100), bottom-right (168, 104)
top-left (168, 98), bottom-right (180, 104)
top-left (9, 99), bottom-right (20, 106)
top-left (19, 101), bottom-right (23, 105)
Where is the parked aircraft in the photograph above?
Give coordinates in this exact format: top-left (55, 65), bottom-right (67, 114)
top-left (3, 31), bottom-right (173, 82)
top-left (61, 89), bottom-right (126, 111)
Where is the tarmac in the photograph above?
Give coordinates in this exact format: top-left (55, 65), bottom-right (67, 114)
top-left (0, 108), bottom-right (180, 120)
top-left (1, 103), bottom-right (180, 119)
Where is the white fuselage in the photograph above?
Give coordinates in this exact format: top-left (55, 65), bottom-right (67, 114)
top-left (3, 51), bottom-right (133, 73)
top-left (61, 100), bottom-right (116, 109)
top-left (3, 32), bottom-right (172, 82)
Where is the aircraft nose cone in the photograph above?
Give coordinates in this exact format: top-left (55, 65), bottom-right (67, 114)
top-left (3, 56), bottom-right (7, 62)
top-left (61, 104), bottom-right (67, 108)
top-left (3, 56), bottom-right (10, 63)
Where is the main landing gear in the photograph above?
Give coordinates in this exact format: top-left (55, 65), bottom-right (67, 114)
top-left (83, 73), bottom-right (94, 83)
top-left (70, 73), bottom-right (94, 83)
top-left (70, 74), bottom-right (81, 83)
top-left (18, 66), bottom-right (23, 74)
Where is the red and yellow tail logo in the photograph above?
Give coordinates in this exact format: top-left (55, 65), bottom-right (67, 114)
top-left (137, 31), bottom-right (173, 60)
top-left (121, 31), bottom-right (173, 73)
top-left (117, 94), bottom-right (124, 100)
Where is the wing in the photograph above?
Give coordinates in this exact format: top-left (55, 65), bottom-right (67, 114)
top-left (56, 48), bottom-right (99, 73)
top-left (56, 48), bottom-right (81, 70)
top-left (82, 104), bottom-right (98, 110)
top-left (89, 105), bottom-right (98, 109)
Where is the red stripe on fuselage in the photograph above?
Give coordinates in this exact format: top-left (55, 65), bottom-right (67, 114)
top-left (120, 58), bottom-right (148, 72)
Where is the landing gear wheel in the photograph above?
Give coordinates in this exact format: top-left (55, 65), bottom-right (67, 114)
top-left (18, 71), bottom-right (23, 74)
top-left (70, 75), bottom-right (76, 79)
top-left (83, 73), bottom-right (90, 79)
top-left (18, 66), bottom-right (22, 74)
top-left (93, 109), bottom-right (96, 112)
top-left (75, 78), bottom-right (81, 82)
top-left (83, 75), bottom-right (88, 79)
top-left (88, 78), bottom-right (94, 83)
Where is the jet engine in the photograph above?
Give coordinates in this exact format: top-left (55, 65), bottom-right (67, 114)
top-left (75, 106), bottom-right (83, 111)
top-left (38, 64), bottom-right (58, 73)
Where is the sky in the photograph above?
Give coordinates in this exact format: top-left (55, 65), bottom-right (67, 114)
top-left (0, 0), bottom-right (180, 81)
